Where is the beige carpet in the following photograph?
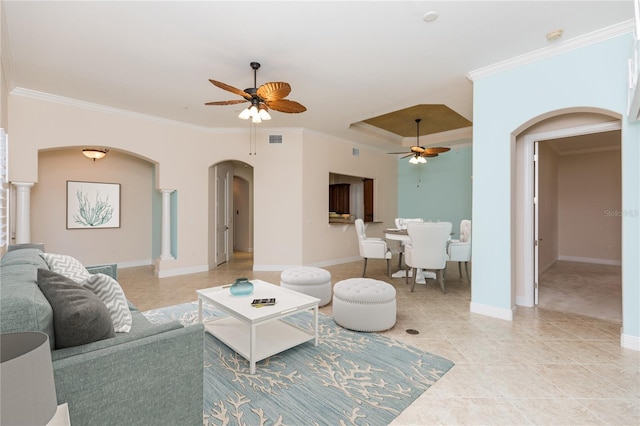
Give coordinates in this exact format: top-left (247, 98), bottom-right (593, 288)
top-left (538, 260), bottom-right (622, 323)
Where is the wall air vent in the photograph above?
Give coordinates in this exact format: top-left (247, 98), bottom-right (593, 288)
top-left (269, 135), bottom-right (283, 144)
top-left (352, 148), bottom-right (360, 156)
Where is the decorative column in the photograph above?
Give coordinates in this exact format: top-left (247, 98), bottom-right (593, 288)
top-left (12, 182), bottom-right (34, 244)
top-left (159, 189), bottom-right (175, 260)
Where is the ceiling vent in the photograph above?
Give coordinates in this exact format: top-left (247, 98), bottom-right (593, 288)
top-left (352, 148), bottom-right (360, 156)
top-left (269, 135), bottom-right (283, 144)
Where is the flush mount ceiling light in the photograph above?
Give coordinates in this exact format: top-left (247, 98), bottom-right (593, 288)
top-left (82, 148), bottom-right (108, 161)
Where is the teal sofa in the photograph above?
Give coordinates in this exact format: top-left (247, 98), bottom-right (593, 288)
top-left (0, 248), bottom-right (204, 426)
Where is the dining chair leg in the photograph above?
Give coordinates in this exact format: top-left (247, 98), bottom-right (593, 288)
top-left (464, 261), bottom-right (470, 282)
top-left (437, 269), bottom-right (446, 293)
top-left (410, 268), bottom-right (417, 292)
top-left (405, 266), bottom-right (410, 285)
top-left (386, 259), bottom-right (391, 277)
top-left (362, 258), bottom-right (368, 277)
top-left (458, 262), bottom-right (463, 279)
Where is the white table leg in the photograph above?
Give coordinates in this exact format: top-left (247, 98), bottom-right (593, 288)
top-left (313, 306), bottom-right (319, 346)
top-left (197, 298), bottom-right (203, 323)
top-left (250, 323), bottom-right (256, 374)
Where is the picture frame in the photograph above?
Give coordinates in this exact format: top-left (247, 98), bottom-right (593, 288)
top-left (67, 181), bottom-right (120, 229)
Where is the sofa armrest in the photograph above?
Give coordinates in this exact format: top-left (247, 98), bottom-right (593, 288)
top-left (52, 323), bottom-right (204, 426)
top-left (85, 263), bottom-right (117, 280)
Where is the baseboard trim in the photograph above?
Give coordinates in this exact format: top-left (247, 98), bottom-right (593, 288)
top-left (621, 333), bottom-right (640, 351)
top-left (515, 295), bottom-right (533, 308)
top-left (117, 259), bottom-right (153, 269)
top-left (156, 264), bottom-right (208, 278)
top-left (470, 301), bottom-right (515, 321)
top-left (558, 255), bottom-right (621, 266)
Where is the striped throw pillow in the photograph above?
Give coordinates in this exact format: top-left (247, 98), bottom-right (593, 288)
top-left (40, 253), bottom-right (91, 283)
top-left (82, 273), bottom-right (132, 333)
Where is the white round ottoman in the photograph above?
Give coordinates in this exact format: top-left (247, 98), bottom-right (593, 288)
top-left (280, 267), bottom-right (332, 306)
top-left (332, 278), bottom-right (396, 332)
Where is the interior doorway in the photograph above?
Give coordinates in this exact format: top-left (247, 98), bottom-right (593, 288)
top-left (208, 161), bottom-right (254, 270)
top-left (516, 115), bottom-right (622, 322)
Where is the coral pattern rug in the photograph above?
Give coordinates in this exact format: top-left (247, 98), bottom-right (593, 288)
top-left (144, 301), bottom-right (454, 426)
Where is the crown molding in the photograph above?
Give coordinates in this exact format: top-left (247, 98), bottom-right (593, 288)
top-left (401, 126), bottom-right (473, 147)
top-left (467, 20), bottom-right (635, 81)
top-left (10, 87), bottom-right (248, 133)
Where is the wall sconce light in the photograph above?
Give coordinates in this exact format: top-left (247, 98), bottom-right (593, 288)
top-left (82, 148), bottom-right (109, 161)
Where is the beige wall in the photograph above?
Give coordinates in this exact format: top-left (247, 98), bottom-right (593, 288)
top-left (558, 149), bottom-right (621, 263)
top-left (33, 149), bottom-right (154, 266)
top-left (301, 131), bottom-right (398, 266)
top-left (0, 2), bottom-right (7, 130)
top-left (538, 142), bottom-right (559, 272)
top-left (7, 93), bottom-right (398, 275)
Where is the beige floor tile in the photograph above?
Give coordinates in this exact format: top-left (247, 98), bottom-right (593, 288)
top-left (509, 398), bottom-right (606, 425)
top-left (116, 252), bottom-right (638, 426)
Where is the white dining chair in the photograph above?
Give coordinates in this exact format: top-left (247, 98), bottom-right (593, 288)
top-left (404, 221), bottom-right (453, 293)
top-left (447, 219), bottom-right (471, 282)
top-left (355, 218), bottom-right (392, 277)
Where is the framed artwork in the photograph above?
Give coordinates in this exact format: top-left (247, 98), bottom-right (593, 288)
top-left (67, 181), bottom-right (120, 229)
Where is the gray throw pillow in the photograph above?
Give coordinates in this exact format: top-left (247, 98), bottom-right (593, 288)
top-left (37, 268), bottom-right (115, 349)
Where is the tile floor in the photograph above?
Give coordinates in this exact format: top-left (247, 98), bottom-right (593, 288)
top-left (118, 252), bottom-right (639, 425)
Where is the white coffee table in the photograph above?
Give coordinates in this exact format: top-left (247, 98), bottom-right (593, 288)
top-left (197, 279), bottom-right (320, 373)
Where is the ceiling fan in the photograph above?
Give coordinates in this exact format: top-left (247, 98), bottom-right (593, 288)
top-left (205, 62), bottom-right (306, 123)
top-left (387, 118), bottom-right (450, 163)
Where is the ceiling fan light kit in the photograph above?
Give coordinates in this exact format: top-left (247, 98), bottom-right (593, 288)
top-left (206, 61), bottom-right (306, 123)
top-left (387, 118), bottom-right (450, 165)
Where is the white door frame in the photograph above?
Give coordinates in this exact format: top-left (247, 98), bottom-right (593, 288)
top-left (518, 121), bottom-right (622, 307)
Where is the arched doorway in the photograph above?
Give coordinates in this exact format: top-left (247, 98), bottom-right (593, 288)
top-left (513, 111), bottom-right (622, 321)
top-left (208, 160), bottom-right (254, 269)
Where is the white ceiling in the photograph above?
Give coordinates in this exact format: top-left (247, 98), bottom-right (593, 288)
top-left (2, 1), bottom-right (635, 152)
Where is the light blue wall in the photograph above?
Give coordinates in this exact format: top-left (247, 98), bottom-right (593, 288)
top-left (472, 32), bottom-right (640, 341)
top-left (397, 146), bottom-right (472, 237)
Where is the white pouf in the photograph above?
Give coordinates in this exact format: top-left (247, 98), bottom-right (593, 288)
top-left (280, 267), bottom-right (332, 306)
top-left (332, 278), bottom-right (396, 332)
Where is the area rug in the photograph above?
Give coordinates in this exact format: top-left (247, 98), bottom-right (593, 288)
top-left (143, 301), bottom-right (454, 426)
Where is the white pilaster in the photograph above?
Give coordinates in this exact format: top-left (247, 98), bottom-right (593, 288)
top-left (12, 182), bottom-right (34, 244)
top-left (159, 189), bottom-right (175, 260)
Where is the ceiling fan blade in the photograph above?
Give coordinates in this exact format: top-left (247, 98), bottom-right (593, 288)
top-left (423, 147), bottom-right (451, 154)
top-left (421, 152), bottom-right (439, 158)
top-left (387, 151), bottom-right (410, 154)
top-left (257, 82), bottom-right (291, 101)
top-left (266, 99), bottom-right (307, 113)
top-left (410, 146), bottom-right (425, 153)
top-left (401, 153), bottom-right (413, 159)
top-left (205, 99), bottom-right (249, 106)
top-left (209, 79), bottom-right (252, 100)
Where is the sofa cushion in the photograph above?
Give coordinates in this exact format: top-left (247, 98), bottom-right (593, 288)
top-left (1, 248), bottom-right (49, 268)
top-left (51, 311), bottom-right (184, 361)
top-left (40, 252), bottom-right (91, 283)
top-left (37, 269), bottom-right (115, 349)
top-left (0, 264), bottom-right (56, 348)
top-left (81, 273), bottom-right (132, 333)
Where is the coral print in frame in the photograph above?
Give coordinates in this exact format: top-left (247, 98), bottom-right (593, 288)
top-left (67, 181), bottom-right (120, 229)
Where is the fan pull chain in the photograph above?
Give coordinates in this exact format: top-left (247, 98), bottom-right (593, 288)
top-left (249, 122), bottom-right (257, 155)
